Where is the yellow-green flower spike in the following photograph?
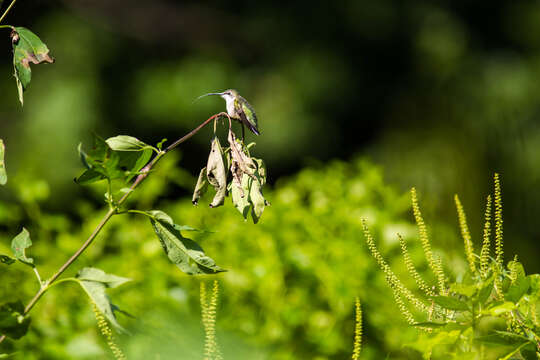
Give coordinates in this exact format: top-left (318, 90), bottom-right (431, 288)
top-left (352, 297), bottom-right (362, 360)
top-left (92, 304), bottom-right (126, 360)
top-left (480, 194), bottom-right (492, 278)
top-left (411, 188), bottom-right (447, 294)
top-left (454, 195), bottom-right (476, 274)
top-left (398, 234), bottom-right (434, 297)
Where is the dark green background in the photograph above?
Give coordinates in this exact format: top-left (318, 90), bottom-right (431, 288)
top-left (1, 1), bottom-right (539, 358)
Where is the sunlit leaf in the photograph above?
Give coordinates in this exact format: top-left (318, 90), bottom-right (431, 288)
top-left (483, 301), bottom-right (515, 316)
top-left (505, 276), bottom-right (530, 303)
top-left (0, 300), bottom-right (31, 339)
top-left (10, 228), bottom-right (33, 266)
top-left (148, 211), bottom-right (225, 275)
top-left (475, 331), bottom-right (530, 346)
top-left (249, 176), bottom-right (266, 223)
top-left (413, 322), bottom-right (448, 328)
top-left (477, 279), bottom-right (494, 305)
top-left (11, 27), bottom-right (54, 106)
top-left (432, 295), bottom-right (469, 311)
top-left (105, 135), bottom-right (152, 152)
top-left (76, 267), bottom-right (131, 331)
top-left (0, 139), bottom-right (6, 185)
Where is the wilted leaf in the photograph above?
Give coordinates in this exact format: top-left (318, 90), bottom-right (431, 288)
top-left (206, 137), bottom-right (227, 208)
top-left (0, 255), bottom-right (15, 265)
top-left (149, 211), bottom-right (225, 275)
top-left (192, 167), bottom-right (208, 205)
top-left (105, 135), bottom-right (152, 152)
top-left (0, 300), bottom-right (31, 339)
top-left (228, 130), bottom-right (256, 189)
top-left (10, 228), bottom-right (33, 266)
top-left (432, 295), bottom-right (470, 311)
top-left (11, 27), bottom-right (54, 106)
top-left (249, 176), bottom-right (266, 223)
top-left (76, 267), bottom-right (131, 331)
top-left (231, 173), bottom-right (251, 219)
top-left (0, 139), bottom-right (6, 185)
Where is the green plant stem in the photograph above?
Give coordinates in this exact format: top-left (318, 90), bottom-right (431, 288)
top-left (0, 0), bottom-right (18, 24)
top-left (0, 113), bottom-right (223, 345)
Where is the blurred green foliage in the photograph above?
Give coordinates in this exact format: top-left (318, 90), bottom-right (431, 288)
top-left (1, 156), bottom-right (461, 359)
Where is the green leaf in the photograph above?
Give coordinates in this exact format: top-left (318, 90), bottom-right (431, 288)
top-left (0, 139), bottom-right (6, 185)
top-left (483, 301), bottom-right (516, 316)
top-left (11, 27), bottom-right (54, 106)
top-left (10, 228), bottom-right (33, 266)
top-left (192, 167), bottom-right (208, 205)
top-left (432, 295), bottom-right (470, 311)
top-left (413, 322), bottom-right (448, 328)
top-left (76, 135), bottom-right (152, 184)
top-left (505, 276), bottom-right (530, 303)
top-left (105, 135), bottom-right (152, 152)
top-left (76, 267), bottom-right (131, 331)
top-left (0, 300), bottom-right (31, 339)
top-left (206, 137), bottom-right (227, 208)
top-left (77, 267), bottom-right (131, 288)
top-left (477, 279), bottom-right (494, 305)
top-left (475, 331), bottom-right (530, 346)
top-left (0, 255), bottom-right (15, 265)
top-left (148, 211), bottom-right (225, 275)
top-left (156, 138), bottom-right (167, 150)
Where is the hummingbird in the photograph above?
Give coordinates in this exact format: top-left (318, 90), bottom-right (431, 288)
top-left (196, 89), bottom-right (260, 136)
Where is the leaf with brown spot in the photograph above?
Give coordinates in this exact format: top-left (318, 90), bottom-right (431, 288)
top-left (11, 27), bottom-right (55, 106)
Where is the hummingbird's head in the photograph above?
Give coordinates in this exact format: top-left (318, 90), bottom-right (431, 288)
top-left (220, 89), bottom-right (238, 100)
top-left (194, 89), bottom-right (239, 103)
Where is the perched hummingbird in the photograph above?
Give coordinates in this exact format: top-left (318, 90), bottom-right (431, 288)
top-left (196, 89), bottom-right (260, 136)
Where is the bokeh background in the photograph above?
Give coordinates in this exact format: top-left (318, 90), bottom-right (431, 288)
top-left (1, 0), bottom-right (540, 359)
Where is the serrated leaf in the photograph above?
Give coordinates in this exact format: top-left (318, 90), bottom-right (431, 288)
top-left (192, 167), bottom-right (208, 205)
top-left (0, 255), bottom-right (15, 265)
top-left (0, 300), bottom-right (31, 339)
top-left (76, 268), bottom-right (130, 331)
top-left (0, 139), bottom-right (6, 185)
top-left (10, 228), bottom-right (33, 266)
top-left (149, 213), bottom-right (225, 275)
top-left (11, 27), bottom-right (54, 106)
top-left (105, 135), bottom-right (151, 151)
top-left (432, 295), bottom-right (470, 311)
top-left (206, 137), bottom-right (227, 208)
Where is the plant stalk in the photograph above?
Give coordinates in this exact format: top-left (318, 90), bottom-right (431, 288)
top-left (0, 0), bottom-right (18, 24)
top-left (0, 113), bottom-right (222, 344)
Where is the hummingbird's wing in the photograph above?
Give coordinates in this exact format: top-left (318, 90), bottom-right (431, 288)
top-left (235, 97), bottom-right (260, 136)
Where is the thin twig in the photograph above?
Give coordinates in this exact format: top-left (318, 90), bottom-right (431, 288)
top-left (0, 0), bottom-right (18, 24)
top-left (0, 113), bottom-right (219, 344)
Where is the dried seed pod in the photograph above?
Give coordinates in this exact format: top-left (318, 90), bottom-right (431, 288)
top-left (206, 137), bottom-right (227, 208)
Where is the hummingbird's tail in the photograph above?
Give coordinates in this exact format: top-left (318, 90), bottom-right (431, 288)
top-left (245, 121), bottom-right (260, 136)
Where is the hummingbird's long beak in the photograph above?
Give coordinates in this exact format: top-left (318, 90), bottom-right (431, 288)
top-left (192, 92), bottom-right (224, 103)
